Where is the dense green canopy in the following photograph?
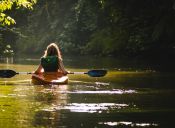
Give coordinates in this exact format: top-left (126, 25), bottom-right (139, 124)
top-left (0, 0), bottom-right (36, 56)
top-left (1, 0), bottom-right (175, 58)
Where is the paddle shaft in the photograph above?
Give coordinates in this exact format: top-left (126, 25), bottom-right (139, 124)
top-left (0, 69), bottom-right (107, 78)
top-left (69, 72), bottom-right (88, 75)
top-left (18, 72), bottom-right (87, 75)
top-left (17, 72), bottom-right (33, 75)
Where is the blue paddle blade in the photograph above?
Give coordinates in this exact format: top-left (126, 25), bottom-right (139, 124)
top-left (87, 70), bottom-right (107, 77)
top-left (0, 70), bottom-right (17, 78)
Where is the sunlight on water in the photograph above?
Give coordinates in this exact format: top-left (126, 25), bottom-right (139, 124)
top-left (0, 61), bottom-right (174, 128)
top-left (69, 80), bottom-right (110, 86)
top-left (0, 93), bottom-right (27, 98)
top-left (0, 94), bottom-right (7, 98)
top-left (0, 79), bottom-right (31, 85)
top-left (42, 103), bottom-right (129, 113)
top-left (136, 123), bottom-right (158, 127)
top-left (55, 89), bottom-right (137, 94)
top-left (95, 82), bottom-right (110, 86)
top-left (99, 121), bottom-right (158, 127)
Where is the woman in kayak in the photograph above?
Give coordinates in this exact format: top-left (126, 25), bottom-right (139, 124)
top-left (34, 43), bottom-right (68, 75)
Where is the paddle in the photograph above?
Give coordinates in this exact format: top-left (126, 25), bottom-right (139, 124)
top-left (0, 69), bottom-right (107, 78)
top-left (0, 69), bottom-right (32, 78)
top-left (69, 69), bottom-right (107, 77)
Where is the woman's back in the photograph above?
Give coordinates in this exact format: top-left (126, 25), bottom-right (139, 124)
top-left (41, 56), bottom-right (59, 72)
top-left (34, 42), bottom-right (67, 75)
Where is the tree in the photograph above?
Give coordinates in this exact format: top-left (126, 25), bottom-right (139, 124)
top-left (0, 0), bottom-right (37, 56)
top-left (0, 0), bottom-right (36, 26)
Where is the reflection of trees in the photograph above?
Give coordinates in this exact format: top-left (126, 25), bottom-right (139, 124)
top-left (33, 85), bottom-right (68, 127)
top-left (0, 85), bottom-right (37, 128)
top-left (33, 111), bottom-right (60, 127)
top-left (0, 57), bottom-right (14, 64)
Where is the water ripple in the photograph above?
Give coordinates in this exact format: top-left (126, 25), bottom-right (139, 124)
top-left (99, 121), bottom-right (158, 127)
top-left (57, 89), bottom-right (137, 94)
top-left (42, 103), bottom-right (130, 113)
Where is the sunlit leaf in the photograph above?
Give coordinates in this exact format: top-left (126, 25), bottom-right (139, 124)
top-left (0, 0), bottom-right (37, 26)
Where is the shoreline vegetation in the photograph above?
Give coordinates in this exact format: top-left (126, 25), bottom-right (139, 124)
top-left (0, 54), bottom-right (175, 72)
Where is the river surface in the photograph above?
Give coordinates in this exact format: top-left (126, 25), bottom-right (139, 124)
top-left (0, 56), bottom-right (175, 128)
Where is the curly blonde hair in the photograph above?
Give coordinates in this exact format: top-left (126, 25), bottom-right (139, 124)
top-left (43, 43), bottom-right (62, 60)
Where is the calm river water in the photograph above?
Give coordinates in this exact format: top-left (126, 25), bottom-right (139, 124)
top-left (0, 56), bottom-right (175, 128)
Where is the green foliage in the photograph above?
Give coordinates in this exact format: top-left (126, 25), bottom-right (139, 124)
top-left (84, 28), bottom-right (114, 55)
top-left (3, 44), bottom-right (14, 56)
top-left (0, 13), bottom-right (16, 26)
top-left (0, 0), bottom-right (36, 26)
top-left (0, 0), bottom-right (37, 57)
top-left (2, 0), bottom-right (175, 58)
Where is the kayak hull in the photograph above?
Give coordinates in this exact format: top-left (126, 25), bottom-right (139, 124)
top-left (31, 72), bottom-right (68, 85)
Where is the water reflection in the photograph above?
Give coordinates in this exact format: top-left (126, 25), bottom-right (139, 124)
top-left (0, 57), bottom-right (14, 64)
top-left (32, 85), bottom-right (68, 127)
top-left (34, 85), bottom-right (68, 103)
top-left (43, 103), bottom-right (129, 113)
top-left (99, 121), bottom-right (158, 127)
top-left (0, 57), bottom-right (175, 128)
top-left (54, 89), bottom-right (137, 94)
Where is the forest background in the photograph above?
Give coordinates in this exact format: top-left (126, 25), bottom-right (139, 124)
top-left (1, 0), bottom-right (175, 59)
